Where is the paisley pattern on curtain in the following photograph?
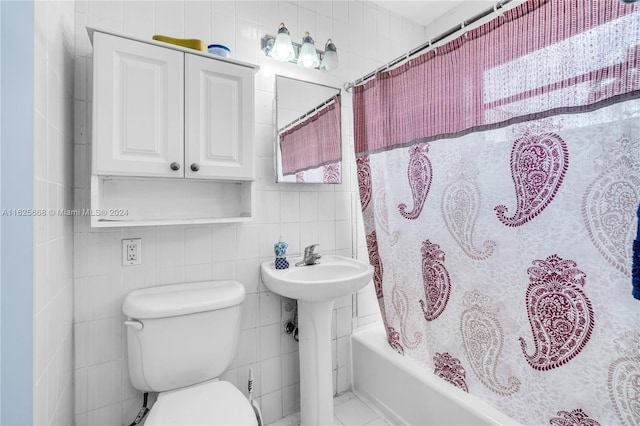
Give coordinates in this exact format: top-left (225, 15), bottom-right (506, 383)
top-left (353, 1), bottom-right (640, 424)
top-left (494, 133), bottom-right (568, 227)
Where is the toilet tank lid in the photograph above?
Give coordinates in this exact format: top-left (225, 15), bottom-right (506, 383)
top-left (123, 281), bottom-right (246, 319)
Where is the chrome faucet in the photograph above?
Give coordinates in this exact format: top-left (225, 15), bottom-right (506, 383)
top-left (295, 244), bottom-right (322, 266)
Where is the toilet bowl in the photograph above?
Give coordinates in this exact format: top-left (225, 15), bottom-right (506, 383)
top-left (144, 380), bottom-right (257, 425)
top-left (123, 281), bottom-right (258, 425)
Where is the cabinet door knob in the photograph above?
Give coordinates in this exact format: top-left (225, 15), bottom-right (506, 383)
top-left (170, 162), bottom-right (180, 171)
top-left (190, 163), bottom-right (200, 172)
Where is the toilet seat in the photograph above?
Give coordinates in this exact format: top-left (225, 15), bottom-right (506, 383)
top-left (144, 380), bottom-right (258, 425)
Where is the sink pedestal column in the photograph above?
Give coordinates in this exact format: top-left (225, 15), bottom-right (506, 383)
top-left (297, 300), bottom-right (335, 426)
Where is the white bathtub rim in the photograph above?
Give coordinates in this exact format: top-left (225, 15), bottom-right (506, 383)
top-left (351, 323), bottom-right (522, 426)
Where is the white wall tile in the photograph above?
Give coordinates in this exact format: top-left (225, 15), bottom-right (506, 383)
top-left (237, 259), bottom-right (261, 293)
top-left (185, 227), bottom-right (212, 265)
top-left (348, 1), bottom-right (364, 28)
top-left (210, 1), bottom-right (235, 16)
top-left (363, 3), bottom-right (377, 33)
top-left (86, 231), bottom-right (121, 275)
top-left (336, 365), bottom-right (350, 394)
top-left (260, 323), bottom-right (282, 360)
top-left (87, 360), bottom-right (121, 410)
top-left (184, 1), bottom-right (211, 40)
top-left (257, 190), bottom-right (281, 224)
top-left (299, 191), bottom-right (319, 223)
top-left (336, 306), bottom-right (352, 338)
top-left (86, 274), bottom-right (121, 321)
top-left (318, 221), bottom-right (336, 252)
top-left (257, 1), bottom-right (279, 29)
top-left (281, 350), bottom-right (300, 387)
top-left (335, 220), bottom-right (351, 250)
top-left (74, 367), bottom-right (88, 414)
top-left (155, 265), bottom-right (186, 285)
top-left (123, 1), bottom-right (154, 39)
top-left (211, 260), bottom-right (236, 281)
top-left (278, 2), bottom-right (298, 37)
top-left (241, 293), bottom-right (260, 330)
top-left (34, 375), bottom-right (48, 425)
top-left (186, 263), bottom-right (214, 282)
top-left (261, 389), bottom-right (283, 425)
top-left (236, 224), bottom-right (260, 260)
top-left (235, 1), bottom-right (258, 23)
top-left (74, 322), bottom-right (87, 369)
top-left (156, 227), bottom-right (186, 267)
top-left (280, 191), bottom-right (300, 223)
top-left (236, 328), bottom-right (259, 367)
top-left (315, 14), bottom-right (333, 48)
top-left (86, 402), bottom-right (122, 426)
top-left (211, 11), bottom-right (236, 54)
top-left (336, 336), bottom-right (350, 369)
top-left (255, 90), bottom-right (275, 126)
top-left (256, 122), bottom-right (276, 157)
top-left (281, 383), bottom-right (300, 417)
top-left (260, 356), bottom-right (282, 395)
top-left (260, 291), bottom-right (281, 326)
top-left (211, 224), bottom-right (237, 261)
top-left (234, 19), bottom-right (260, 63)
top-left (86, 317), bottom-right (121, 366)
top-left (154, 1), bottom-right (184, 37)
top-left (298, 7), bottom-right (316, 38)
top-left (87, 1), bottom-right (124, 32)
top-left (318, 191), bottom-right (336, 221)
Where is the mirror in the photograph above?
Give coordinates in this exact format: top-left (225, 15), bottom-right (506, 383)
top-left (275, 75), bottom-right (342, 184)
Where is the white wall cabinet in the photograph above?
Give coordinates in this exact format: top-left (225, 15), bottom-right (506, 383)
top-left (185, 54), bottom-right (254, 180)
top-left (88, 28), bottom-right (258, 227)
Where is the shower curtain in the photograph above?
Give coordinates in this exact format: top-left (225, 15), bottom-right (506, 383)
top-left (353, 0), bottom-right (640, 424)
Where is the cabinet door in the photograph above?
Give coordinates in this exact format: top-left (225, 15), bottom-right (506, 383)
top-left (93, 32), bottom-right (184, 177)
top-left (185, 54), bottom-right (254, 180)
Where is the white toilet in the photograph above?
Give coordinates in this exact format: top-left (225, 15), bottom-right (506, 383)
top-left (123, 280), bottom-right (259, 425)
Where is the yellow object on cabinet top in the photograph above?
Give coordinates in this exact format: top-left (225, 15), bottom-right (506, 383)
top-left (152, 35), bottom-right (207, 52)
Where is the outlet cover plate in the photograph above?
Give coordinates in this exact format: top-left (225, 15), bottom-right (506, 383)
top-left (122, 238), bottom-right (142, 266)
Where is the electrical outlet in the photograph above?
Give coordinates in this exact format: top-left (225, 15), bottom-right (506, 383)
top-left (122, 238), bottom-right (142, 266)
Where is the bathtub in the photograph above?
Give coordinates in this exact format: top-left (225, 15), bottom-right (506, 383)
top-left (351, 324), bottom-right (521, 426)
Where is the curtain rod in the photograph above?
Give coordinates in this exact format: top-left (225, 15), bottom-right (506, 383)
top-left (344, 0), bottom-right (514, 92)
top-left (278, 94), bottom-right (340, 134)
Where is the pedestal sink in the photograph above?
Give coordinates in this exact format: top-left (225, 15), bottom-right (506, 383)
top-left (260, 255), bottom-right (374, 426)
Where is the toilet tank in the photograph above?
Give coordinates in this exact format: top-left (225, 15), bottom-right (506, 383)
top-left (123, 281), bottom-right (246, 392)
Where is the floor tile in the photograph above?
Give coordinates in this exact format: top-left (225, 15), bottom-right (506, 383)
top-left (333, 397), bottom-right (379, 426)
top-left (266, 391), bottom-right (390, 426)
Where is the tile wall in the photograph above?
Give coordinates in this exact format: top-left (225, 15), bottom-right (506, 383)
top-left (33, 1), bottom-right (76, 425)
top-left (72, 1), bottom-right (424, 425)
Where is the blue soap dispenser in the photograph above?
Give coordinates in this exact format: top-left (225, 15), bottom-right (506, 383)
top-left (274, 236), bottom-right (289, 269)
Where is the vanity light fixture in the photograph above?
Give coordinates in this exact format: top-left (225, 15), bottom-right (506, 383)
top-left (270, 23), bottom-right (295, 61)
top-left (297, 32), bottom-right (320, 68)
top-left (320, 39), bottom-right (338, 71)
top-left (261, 23), bottom-right (338, 71)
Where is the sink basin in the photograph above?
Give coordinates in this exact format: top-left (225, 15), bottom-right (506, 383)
top-left (260, 254), bottom-right (374, 425)
top-left (260, 254), bottom-right (374, 302)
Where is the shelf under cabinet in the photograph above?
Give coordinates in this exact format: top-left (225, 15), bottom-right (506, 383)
top-left (90, 175), bottom-right (254, 227)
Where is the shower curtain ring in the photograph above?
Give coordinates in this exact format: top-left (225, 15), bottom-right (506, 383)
top-left (494, 1), bottom-right (505, 22)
